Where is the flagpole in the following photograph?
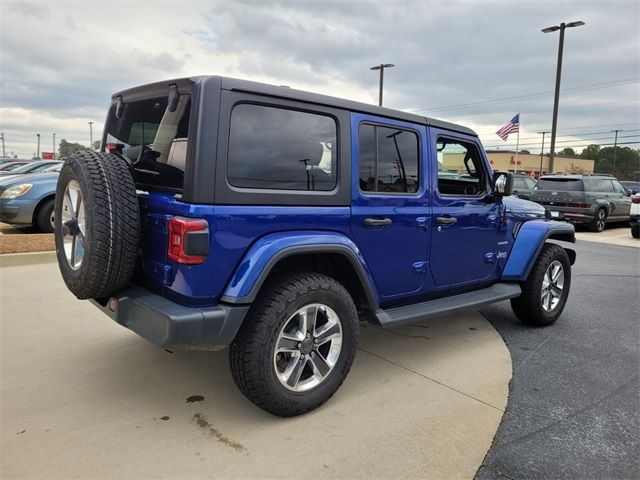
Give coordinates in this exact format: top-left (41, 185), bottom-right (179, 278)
top-left (514, 112), bottom-right (520, 173)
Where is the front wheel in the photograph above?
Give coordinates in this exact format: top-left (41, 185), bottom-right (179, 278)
top-left (511, 243), bottom-right (571, 327)
top-left (229, 272), bottom-right (359, 417)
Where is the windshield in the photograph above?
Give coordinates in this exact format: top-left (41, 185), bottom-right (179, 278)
top-left (535, 178), bottom-right (583, 192)
top-left (104, 94), bottom-right (191, 192)
top-left (13, 162), bottom-right (49, 173)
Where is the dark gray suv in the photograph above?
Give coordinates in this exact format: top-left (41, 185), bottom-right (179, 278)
top-left (531, 174), bottom-right (632, 232)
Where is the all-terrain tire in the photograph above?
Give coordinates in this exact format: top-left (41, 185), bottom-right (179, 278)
top-left (54, 151), bottom-right (139, 299)
top-left (632, 224), bottom-right (640, 239)
top-left (511, 243), bottom-right (571, 327)
top-left (36, 199), bottom-right (55, 233)
top-left (229, 272), bottom-right (359, 417)
top-left (588, 208), bottom-right (607, 232)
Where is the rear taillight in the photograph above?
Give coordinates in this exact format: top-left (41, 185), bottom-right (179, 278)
top-left (167, 217), bottom-right (209, 265)
top-left (632, 196), bottom-right (640, 204)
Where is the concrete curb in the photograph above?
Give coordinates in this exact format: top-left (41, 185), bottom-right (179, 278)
top-left (0, 251), bottom-right (57, 267)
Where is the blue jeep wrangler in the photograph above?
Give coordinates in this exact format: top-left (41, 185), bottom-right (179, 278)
top-left (54, 76), bottom-right (576, 416)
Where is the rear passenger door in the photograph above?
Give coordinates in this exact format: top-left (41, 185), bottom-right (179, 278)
top-left (350, 113), bottom-right (430, 300)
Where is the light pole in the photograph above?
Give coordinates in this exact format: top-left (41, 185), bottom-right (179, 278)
top-left (370, 63), bottom-right (395, 106)
top-left (53, 133), bottom-right (56, 159)
top-left (0, 132), bottom-right (5, 157)
top-left (36, 133), bottom-right (41, 158)
top-left (611, 129), bottom-right (622, 176)
top-left (542, 20), bottom-right (585, 173)
top-left (88, 121), bottom-right (94, 150)
top-left (537, 131), bottom-right (549, 178)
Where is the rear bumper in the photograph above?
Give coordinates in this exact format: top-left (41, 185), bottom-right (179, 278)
top-left (90, 286), bottom-right (249, 351)
top-left (546, 209), bottom-right (593, 224)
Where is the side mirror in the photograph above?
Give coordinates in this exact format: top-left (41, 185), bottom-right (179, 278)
top-left (492, 172), bottom-right (513, 198)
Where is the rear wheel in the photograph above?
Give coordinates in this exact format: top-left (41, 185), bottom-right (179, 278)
top-left (54, 151), bottom-right (139, 299)
top-left (229, 272), bottom-right (359, 417)
top-left (589, 208), bottom-right (607, 232)
top-left (511, 243), bottom-right (571, 327)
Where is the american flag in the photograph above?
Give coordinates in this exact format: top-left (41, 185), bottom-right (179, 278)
top-left (496, 114), bottom-right (520, 141)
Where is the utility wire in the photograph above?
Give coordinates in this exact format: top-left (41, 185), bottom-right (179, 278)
top-left (408, 77), bottom-right (640, 113)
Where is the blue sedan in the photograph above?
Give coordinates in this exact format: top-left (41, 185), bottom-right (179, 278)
top-left (0, 171), bottom-right (60, 232)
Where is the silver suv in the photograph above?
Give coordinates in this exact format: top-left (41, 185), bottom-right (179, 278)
top-left (531, 174), bottom-right (632, 232)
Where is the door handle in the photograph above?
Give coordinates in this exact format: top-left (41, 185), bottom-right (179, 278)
top-left (363, 217), bottom-right (392, 227)
top-left (436, 216), bottom-right (457, 225)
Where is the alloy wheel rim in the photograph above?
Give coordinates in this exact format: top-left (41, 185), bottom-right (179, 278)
top-left (273, 303), bottom-right (343, 392)
top-left (541, 260), bottom-right (564, 312)
top-left (61, 180), bottom-right (86, 270)
top-left (597, 211), bottom-right (606, 231)
top-left (49, 210), bottom-right (55, 230)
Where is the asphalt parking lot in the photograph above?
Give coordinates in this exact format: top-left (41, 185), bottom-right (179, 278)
top-left (477, 239), bottom-right (639, 479)
top-left (1, 254), bottom-right (511, 479)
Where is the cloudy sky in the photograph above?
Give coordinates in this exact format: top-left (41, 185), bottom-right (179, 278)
top-left (1, 0), bottom-right (638, 158)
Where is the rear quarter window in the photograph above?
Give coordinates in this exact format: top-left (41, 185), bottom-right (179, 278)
top-left (227, 104), bottom-right (337, 192)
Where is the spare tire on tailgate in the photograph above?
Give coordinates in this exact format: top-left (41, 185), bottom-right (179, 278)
top-left (54, 151), bottom-right (140, 299)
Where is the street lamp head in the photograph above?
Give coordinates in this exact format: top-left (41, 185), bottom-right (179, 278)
top-left (566, 21), bottom-right (585, 28)
top-left (370, 63), bottom-right (395, 70)
top-left (542, 25), bottom-right (561, 33)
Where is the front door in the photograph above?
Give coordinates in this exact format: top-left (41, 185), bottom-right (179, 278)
top-left (350, 114), bottom-right (430, 299)
top-left (428, 130), bottom-right (504, 287)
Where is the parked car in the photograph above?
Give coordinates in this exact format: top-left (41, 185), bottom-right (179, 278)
top-left (0, 160), bottom-right (63, 176)
top-left (621, 181), bottom-right (640, 195)
top-left (510, 173), bottom-right (537, 200)
top-left (531, 174), bottom-right (632, 232)
top-left (0, 160), bottom-right (32, 171)
top-left (631, 194), bottom-right (640, 238)
top-left (53, 76), bottom-right (576, 417)
top-left (0, 171), bottom-right (59, 232)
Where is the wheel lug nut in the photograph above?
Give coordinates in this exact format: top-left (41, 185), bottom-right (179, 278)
top-left (313, 339), bottom-right (318, 344)
top-left (310, 352), bottom-right (315, 358)
top-left (297, 342), bottom-right (301, 348)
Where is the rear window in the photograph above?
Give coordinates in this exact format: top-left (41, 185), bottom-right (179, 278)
top-left (535, 178), bottom-right (583, 192)
top-left (104, 95), bottom-right (191, 192)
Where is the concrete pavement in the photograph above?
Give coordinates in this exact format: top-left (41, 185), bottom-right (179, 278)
top-left (575, 226), bottom-right (639, 248)
top-left (1, 254), bottom-right (511, 479)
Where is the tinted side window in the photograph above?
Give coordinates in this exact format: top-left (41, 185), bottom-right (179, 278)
top-left (584, 178), bottom-right (614, 193)
top-left (612, 181), bottom-right (627, 194)
top-left (513, 177), bottom-right (526, 190)
top-left (358, 124), bottom-right (419, 193)
top-left (227, 104), bottom-right (337, 191)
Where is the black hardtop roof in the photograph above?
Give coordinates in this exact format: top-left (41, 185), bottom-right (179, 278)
top-left (111, 75), bottom-right (477, 137)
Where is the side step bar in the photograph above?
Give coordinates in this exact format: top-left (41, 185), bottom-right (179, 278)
top-left (373, 283), bottom-right (522, 328)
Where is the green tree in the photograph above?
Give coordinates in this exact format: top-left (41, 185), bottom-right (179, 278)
top-left (559, 147), bottom-right (577, 157)
top-left (58, 139), bottom-right (89, 159)
top-left (580, 144), bottom-right (601, 160)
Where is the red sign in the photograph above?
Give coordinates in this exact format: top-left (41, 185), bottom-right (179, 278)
top-left (41, 152), bottom-right (54, 160)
